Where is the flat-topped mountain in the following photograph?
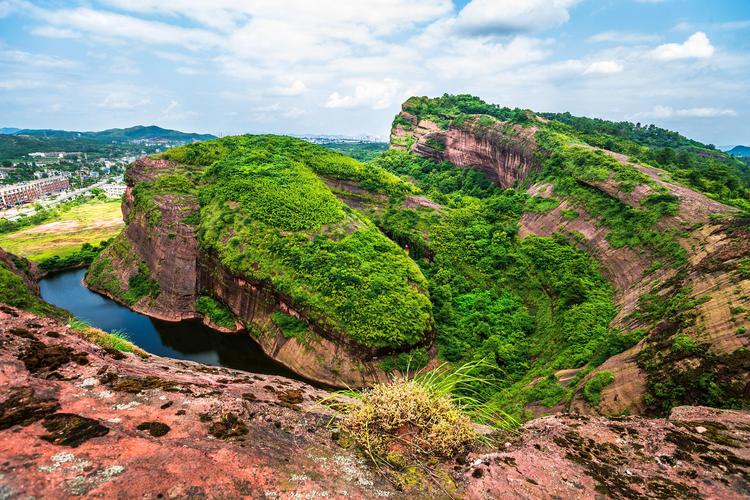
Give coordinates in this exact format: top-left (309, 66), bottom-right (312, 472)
top-left (86, 135), bottom-right (434, 386)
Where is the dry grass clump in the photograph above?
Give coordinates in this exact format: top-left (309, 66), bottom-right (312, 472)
top-left (342, 379), bottom-right (477, 461)
top-left (68, 318), bottom-right (147, 357)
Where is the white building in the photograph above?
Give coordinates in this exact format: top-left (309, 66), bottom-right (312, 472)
top-left (100, 183), bottom-right (126, 199)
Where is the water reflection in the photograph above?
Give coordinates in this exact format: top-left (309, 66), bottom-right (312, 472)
top-left (39, 267), bottom-right (298, 378)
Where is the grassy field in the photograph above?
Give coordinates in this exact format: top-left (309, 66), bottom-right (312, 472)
top-left (0, 200), bottom-right (124, 261)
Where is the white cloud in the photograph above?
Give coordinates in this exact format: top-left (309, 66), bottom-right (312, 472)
top-left (584, 60), bottom-right (623, 75)
top-left (326, 78), bottom-right (417, 110)
top-left (40, 7), bottom-right (223, 50)
top-left (0, 49), bottom-right (78, 68)
top-left (455, 0), bottom-right (579, 34)
top-left (587, 31), bottom-right (659, 44)
top-left (176, 66), bottom-right (202, 75)
top-left (427, 37), bottom-right (550, 78)
top-left (30, 26), bottom-right (81, 39)
top-left (97, 91), bottom-right (151, 110)
top-left (635, 105), bottom-right (736, 118)
top-left (267, 80), bottom-right (307, 97)
top-left (651, 32), bottom-right (714, 61)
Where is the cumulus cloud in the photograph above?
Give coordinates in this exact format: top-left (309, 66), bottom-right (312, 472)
top-left (584, 60), bottom-right (624, 75)
top-left (635, 105), bottom-right (736, 118)
top-left (267, 80), bottom-right (307, 97)
top-left (455, 0), bottom-right (579, 35)
top-left (326, 79), bottom-right (416, 110)
top-left (651, 32), bottom-right (714, 61)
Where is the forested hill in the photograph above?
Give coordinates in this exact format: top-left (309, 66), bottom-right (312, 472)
top-left (729, 145), bottom-right (750, 157)
top-left (1, 125), bottom-right (215, 143)
top-left (387, 93), bottom-right (749, 418)
top-left (540, 111), bottom-right (750, 206)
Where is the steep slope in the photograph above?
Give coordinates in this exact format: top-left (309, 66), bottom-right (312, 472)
top-left (387, 94), bottom-right (750, 418)
top-left (86, 135), bottom-right (433, 387)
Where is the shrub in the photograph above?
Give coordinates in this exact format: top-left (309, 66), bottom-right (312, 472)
top-left (379, 347), bottom-right (430, 373)
top-left (196, 296), bottom-right (236, 329)
top-left (341, 379), bottom-right (477, 460)
top-left (330, 361), bottom-right (515, 469)
top-left (271, 311), bottom-right (309, 341)
top-left (583, 371), bottom-right (615, 406)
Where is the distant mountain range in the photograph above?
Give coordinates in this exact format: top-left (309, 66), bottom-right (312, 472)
top-left (0, 125), bottom-right (216, 143)
top-left (728, 145), bottom-right (750, 157)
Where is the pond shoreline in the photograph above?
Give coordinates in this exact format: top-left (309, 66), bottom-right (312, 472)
top-left (39, 267), bottom-right (309, 382)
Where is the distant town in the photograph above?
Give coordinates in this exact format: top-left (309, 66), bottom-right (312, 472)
top-left (0, 126), bottom-right (388, 217)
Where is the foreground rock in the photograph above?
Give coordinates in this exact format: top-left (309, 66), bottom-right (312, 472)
top-left (0, 305), bottom-right (396, 498)
top-left (1, 305), bottom-right (749, 498)
top-left (466, 407), bottom-right (750, 499)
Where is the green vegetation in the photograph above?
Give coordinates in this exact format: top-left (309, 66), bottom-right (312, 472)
top-left (0, 261), bottom-right (59, 317)
top-left (85, 233), bottom-right (159, 307)
top-left (401, 94), bottom-right (529, 129)
top-left (543, 112), bottom-right (750, 209)
top-left (123, 262), bottom-right (160, 305)
top-left (157, 135), bottom-right (432, 349)
top-left (271, 311), bottom-right (309, 340)
top-left (582, 371), bottom-right (615, 406)
top-left (379, 347), bottom-right (430, 373)
top-left (0, 198), bottom-right (123, 265)
top-left (320, 141), bottom-right (388, 162)
top-left (536, 132), bottom-right (687, 266)
top-left (67, 318), bottom-right (144, 355)
top-left (369, 142), bottom-right (626, 417)
top-left (196, 296), bottom-right (236, 329)
top-left (330, 361), bottom-right (514, 485)
top-left (37, 240), bottom-right (112, 271)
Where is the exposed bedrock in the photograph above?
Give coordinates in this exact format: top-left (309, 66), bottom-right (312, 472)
top-left (1, 305), bottom-right (748, 499)
top-left (391, 111), bottom-right (540, 188)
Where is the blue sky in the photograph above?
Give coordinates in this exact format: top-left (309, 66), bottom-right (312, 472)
top-left (0, 0), bottom-right (748, 145)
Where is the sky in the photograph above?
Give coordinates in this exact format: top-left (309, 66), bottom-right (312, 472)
top-left (0, 0), bottom-right (749, 145)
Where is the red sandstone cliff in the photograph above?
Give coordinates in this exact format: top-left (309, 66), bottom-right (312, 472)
top-left (395, 109), bottom-right (749, 418)
top-left (391, 110), bottom-right (539, 188)
top-left (85, 158), bottom-right (394, 389)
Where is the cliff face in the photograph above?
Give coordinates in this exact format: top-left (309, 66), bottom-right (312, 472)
top-left (391, 109), bottom-right (539, 188)
top-left (2, 305), bottom-right (748, 499)
top-left (86, 156), bottom-right (399, 388)
top-left (392, 100), bottom-right (749, 418)
top-left (519, 153), bottom-right (750, 416)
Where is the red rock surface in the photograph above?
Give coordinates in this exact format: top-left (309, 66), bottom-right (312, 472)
top-left (0, 305), bottom-right (397, 498)
top-left (391, 112), bottom-right (539, 188)
top-left (465, 407), bottom-right (750, 499)
top-left (1, 305), bottom-right (749, 498)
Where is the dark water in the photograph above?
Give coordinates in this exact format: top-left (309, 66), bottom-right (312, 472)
top-left (39, 268), bottom-right (300, 379)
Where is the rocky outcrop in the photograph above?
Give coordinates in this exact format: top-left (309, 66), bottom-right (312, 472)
top-left (0, 305), bottom-right (398, 498)
top-left (2, 305), bottom-right (748, 498)
top-left (465, 406), bottom-right (750, 499)
top-left (519, 165), bottom-right (749, 416)
top-left (86, 157), bottom-right (392, 389)
top-left (391, 109), bottom-right (539, 188)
